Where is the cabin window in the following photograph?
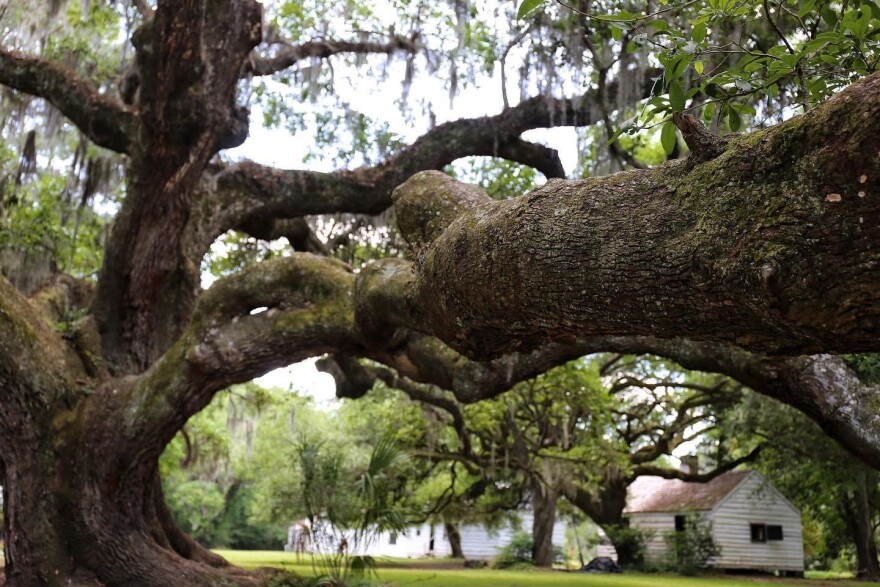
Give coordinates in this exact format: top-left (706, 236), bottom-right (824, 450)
top-left (416, 529), bottom-right (421, 536)
top-left (621, 517), bottom-right (631, 528)
top-left (675, 515), bottom-right (686, 532)
top-left (750, 524), bottom-right (767, 543)
top-left (751, 523), bottom-right (784, 542)
top-left (389, 533), bottom-right (398, 545)
top-left (767, 525), bottom-right (784, 541)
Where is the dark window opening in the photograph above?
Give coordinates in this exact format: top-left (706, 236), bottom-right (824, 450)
top-left (767, 525), bottom-right (784, 541)
top-left (389, 533), bottom-right (398, 545)
top-left (675, 515), bottom-right (686, 532)
top-left (750, 523), bottom-right (767, 543)
top-left (621, 517), bottom-right (631, 528)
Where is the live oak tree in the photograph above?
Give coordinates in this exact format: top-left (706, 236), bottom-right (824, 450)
top-left (0, 0), bottom-right (879, 585)
top-left (361, 355), bottom-right (762, 568)
top-left (550, 356), bottom-right (761, 568)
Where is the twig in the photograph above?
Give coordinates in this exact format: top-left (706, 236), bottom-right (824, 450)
top-left (555, 0), bottom-right (700, 23)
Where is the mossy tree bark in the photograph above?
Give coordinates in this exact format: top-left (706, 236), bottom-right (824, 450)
top-left (0, 1), bottom-right (879, 585)
top-left (390, 73), bottom-right (880, 358)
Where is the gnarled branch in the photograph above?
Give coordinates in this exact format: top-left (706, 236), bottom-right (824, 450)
top-left (116, 253), bottom-right (358, 464)
top-left (0, 49), bottom-right (136, 154)
top-left (393, 73), bottom-right (880, 358)
top-left (198, 87), bottom-right (620, 245)
top-left (246, 36), bottom-right (419, 77)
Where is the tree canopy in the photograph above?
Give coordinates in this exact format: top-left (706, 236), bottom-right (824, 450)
top-left (0, 0), bottom-right (878, 585)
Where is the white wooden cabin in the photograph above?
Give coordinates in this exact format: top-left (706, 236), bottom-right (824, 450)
top-left (286, 510), bottom-right (566, 561)
top-left (368, 510), bottom-right (566, 560)
top-left (597, 470), bottom-right (804, 575)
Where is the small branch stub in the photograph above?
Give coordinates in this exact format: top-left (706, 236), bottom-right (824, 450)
top-left (672, 112), bottom-right (729, 162)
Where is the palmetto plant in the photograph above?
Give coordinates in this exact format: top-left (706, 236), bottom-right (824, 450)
top-left (294, 435), bottom-right (410, 586)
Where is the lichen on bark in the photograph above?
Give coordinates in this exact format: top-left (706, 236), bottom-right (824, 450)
top-left (393, 73), bottom-right (880, 359)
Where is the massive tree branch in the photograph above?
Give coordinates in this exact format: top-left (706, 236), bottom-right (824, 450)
top-left (0, 49), bottom-right (136, 154)
top-left (632, 445), bottom-right (765, 480)
top-left (246, 36), bottom-right (418, 77)
top-left (392, 72), bottom-right (880, 358)
top-left (201, 87), bottom-right (620, 243)
top-left (114, 253), bottom-right (358, 464)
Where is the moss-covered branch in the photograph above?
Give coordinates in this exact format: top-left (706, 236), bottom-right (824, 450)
top-left (115, 253), bottom-right (358, 464)
top-left (0, 49), bottom-right (136, 154)
top-left (396, 72), bottom-right (880, 358)
top-left (200, 84), bottom-right (642, 243)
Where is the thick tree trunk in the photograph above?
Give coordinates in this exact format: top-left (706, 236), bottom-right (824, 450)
top-left (845, 471), bottom-right (880, 580)
top-left (1, 436), bottom-right (84, 586)
top-left (530, 478), bottom-right (558, 567)
top-left (443, 522), bottom-right (464, 559)
top-left (91, 0), bottom-right (262, 370)
top-left (0, 380), bottom-right (269, 587)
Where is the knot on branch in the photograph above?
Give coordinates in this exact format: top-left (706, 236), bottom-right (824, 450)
top-left (392, 170), bottom-right (490, 253)
top-left (316, 355), bottom-right (373, 399)
top-left (354, 258), bottom-right (415, 348)
top-left (672, 112), bottom-right (729, 162)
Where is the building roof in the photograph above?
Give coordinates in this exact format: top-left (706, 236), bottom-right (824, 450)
top-left (625, 470), bottom-right (753, 514)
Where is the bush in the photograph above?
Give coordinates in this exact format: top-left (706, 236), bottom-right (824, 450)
top-left (494, 532), bottom-right (534, 568)
top-left (597, 525), bottom-right (654, 569)
top-left (493, 532), bottom-right (564, 568)
top-left (663, 515), bottom-right (721, 575)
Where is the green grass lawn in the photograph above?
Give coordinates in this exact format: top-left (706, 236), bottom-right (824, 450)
top-left (217, 550), bottom-right (880, 587)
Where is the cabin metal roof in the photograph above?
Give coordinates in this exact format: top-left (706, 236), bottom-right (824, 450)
top-left (624, 470), bottom-right (753, 513)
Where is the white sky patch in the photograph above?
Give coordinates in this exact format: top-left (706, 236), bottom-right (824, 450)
top-left (256, 358), bottom-right (339, 408)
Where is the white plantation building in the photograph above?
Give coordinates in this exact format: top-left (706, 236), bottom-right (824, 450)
top-left (285, 509), bottom-right (566, 561)
top-left (598, 470), bottom-right (804, 575)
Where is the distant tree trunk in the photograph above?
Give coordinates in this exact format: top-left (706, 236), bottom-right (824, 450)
top-left (562, 475), bottom-right (640, 567)
top-left (845, 471), bottom-right (880, 580)
top-left (443, 522), bottom-right (464, 559)
top-left (530, 477), bottom-right (558, 567)
top-left (0, 249), bottom-right (55, 295)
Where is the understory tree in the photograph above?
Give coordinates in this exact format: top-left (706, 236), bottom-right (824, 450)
top-left (0, 0), bottom-right (878, 585)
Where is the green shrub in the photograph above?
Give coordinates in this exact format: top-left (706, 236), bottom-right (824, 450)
top-left (662, 515), bottom-right (721, 575)
top-left (493, 532), bottom-right (564, 568)
top-left (494, 532), bottom-right (534, 568)
top-left (597, 525), bottom-right (654, 569)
